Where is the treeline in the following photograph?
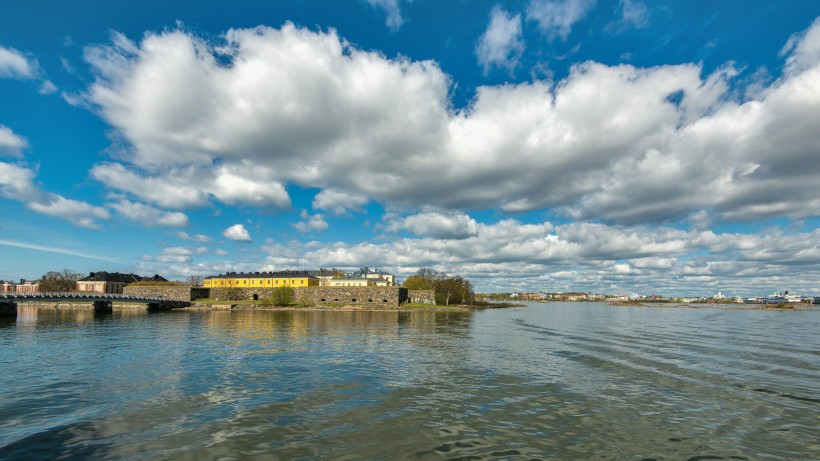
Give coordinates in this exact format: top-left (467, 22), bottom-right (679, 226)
top-left (402, 268), bottom-right (474, 306)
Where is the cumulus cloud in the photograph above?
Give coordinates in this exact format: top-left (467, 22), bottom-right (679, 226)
top-left (366, 0), bottom-right (406, 31)
top-left (223, 223), bottom-right (252, 242)
top-left (28, 195), bottom-right (110, 229)
top-left (0, 45), bottom-right (35, 79)
top-left (0, 125), bottom-right (28, 157)
top-left (154, 246), bottom-right (209, 263)
top-left (387, 210), bottom-right (480, 239)
top-left (781, 17), bottom-right (820, 74)
top-left (293, 210), bottom-right (329, 233)
top-left (81, 20), bottom-right (820, 225)
top-left (251, 218), bottom-right (819, 295)
top-left (109, 199), bottom-right (189, 227)
top-left (476, 7), bottom-right (525, 74)
top-left (312, 189), bottom-right (368, 215)
top-left (526, 0), bottom-right (596, 40)
top-left (175, 231), bottom-right (213, 243)
top-left (91, 162), bottom-right (290, 209)
top-left (0, 161), bottom-right (109, 228)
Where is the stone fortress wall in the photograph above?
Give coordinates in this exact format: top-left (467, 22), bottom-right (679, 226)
top-left (123, 286), bottom-right (209, 302)
top-left (407, 290), bottom-right (435, 304)
top-left (209, 286), bottom-right (409, 308)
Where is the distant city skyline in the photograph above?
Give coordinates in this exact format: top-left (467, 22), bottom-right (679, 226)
top-left (1, 1), bottom-right (819, 296)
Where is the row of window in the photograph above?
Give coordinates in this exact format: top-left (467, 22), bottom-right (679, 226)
top-left (205, 279), bottom-right (313, 287)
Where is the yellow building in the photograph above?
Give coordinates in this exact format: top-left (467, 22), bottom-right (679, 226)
top-left (203, 271), bottom-right (319, 288)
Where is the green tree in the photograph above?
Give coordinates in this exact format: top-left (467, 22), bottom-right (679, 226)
top-left (403, 268), bottom-right (474, 306)
top-left (272, 286), bottom-right (295, 306)
top-left (39, 269), bottom-right (82, 292)
top-left (402, 268), bottom-right (439, 290)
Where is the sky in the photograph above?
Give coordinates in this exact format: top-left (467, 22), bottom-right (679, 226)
top-left (1, 0), bottom-right (819, 296)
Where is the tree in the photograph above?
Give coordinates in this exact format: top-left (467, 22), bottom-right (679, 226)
top-left (39, 269), bottom-right (83, 292)
top-left (402, 268), bottom-right (439, 291)
top-left (272, 286), bottom-right (295, 306)
top-left (186, 275), bottom-right (204, 286)
top-left (225, 287), bottom-right (243, 301)
top-left (403, 268), bottom-right (474, 306)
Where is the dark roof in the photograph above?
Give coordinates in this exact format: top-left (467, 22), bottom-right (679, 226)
top-left (78, 272), bottom-right (167, 283)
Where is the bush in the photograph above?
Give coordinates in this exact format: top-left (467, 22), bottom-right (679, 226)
top-left (272, 287), bottom-right (296, 306)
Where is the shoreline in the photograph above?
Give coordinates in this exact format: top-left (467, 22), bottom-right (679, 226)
top-left (607, 301), bottom-right (817, 311)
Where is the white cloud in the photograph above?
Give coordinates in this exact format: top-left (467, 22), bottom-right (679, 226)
top-left (210, 162), bottom-right (291, 207)
top-left (0, 239), bottom-right (120, 263)
top-left (91, 162), bottom-right (291, 210)
top-left (175, 231), bottom-right (213, 243)
top-left (109, 199), bottom-right (189, 227)
top-left (312, 189), bottom-right (368, 215)
top-left (223, 223), bottom-right (252, 242)
top-left (388, 210), bottom-right (480, 239)
top-left (526, 0), bottom-right (596, 41)
top-left (251, 219), bottom-right (819, 295)
top-left (0, 45), bottom-right (35, 79)
top-left (81, 20), bottom-right (820, 225)
top-left (28, 194), bottom-right (110, 229)
top-left (618, 0), bottom-right (649, 29)
top-left (476, 7), bottom-right (525, 74)
top-left (0, 162), bottom-right (37, 197)
top-left (0, 161), bottom-right (109, 228)
top-left (293, 210), bottom-right (329, 233)
top-left (155, 246), bottom-right (209, 263)
top-left (366, 0), bottom-right (406, 31)
top-left (782, 17), bottom-right (820, 74)
top-left (38, 80), bottom-right (58, 95)
top-left (0, 125), bottom-right (28, 157)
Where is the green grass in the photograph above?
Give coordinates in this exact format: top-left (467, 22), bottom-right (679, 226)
top-left (400, 302), bottom-right (464, 309)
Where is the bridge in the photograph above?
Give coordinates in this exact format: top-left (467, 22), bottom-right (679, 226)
top-left (0, 292), bottom-right (173, 316)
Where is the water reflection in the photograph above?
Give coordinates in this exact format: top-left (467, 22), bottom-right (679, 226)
top-left (0, 303), bottom-right (817, 460)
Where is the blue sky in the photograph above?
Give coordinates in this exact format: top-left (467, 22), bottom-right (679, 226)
top-left (1, 0), bottom-right (819, 296)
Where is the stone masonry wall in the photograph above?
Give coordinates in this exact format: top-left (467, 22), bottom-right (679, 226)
top-left (123, 286), bottom-right (208, 302)
top-left (210, 286), bottom-right (409, 308)
top-left (408, 290), bottom-right (435, 304)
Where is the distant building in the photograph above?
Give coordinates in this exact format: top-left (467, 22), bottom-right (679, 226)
top-left (77, 272), bottom-right (167, 294)
top-left (329, 277), bottom-right (376, 287)
top-left (2, 279), bottom-right (40, 293)
top-left (354, 267), bottom-right (396, 286)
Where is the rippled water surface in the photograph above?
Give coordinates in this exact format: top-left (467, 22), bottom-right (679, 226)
top-left (1, 303), bottom-right (818, 460)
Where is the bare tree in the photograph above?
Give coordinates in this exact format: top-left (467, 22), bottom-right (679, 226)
top-left (187, 275), bottom-right (204, 286)
top-left (40, 269), bottom-right (83, 292)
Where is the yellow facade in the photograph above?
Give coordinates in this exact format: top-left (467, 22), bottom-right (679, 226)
top-left (204, 273), bottom-right (319, 288)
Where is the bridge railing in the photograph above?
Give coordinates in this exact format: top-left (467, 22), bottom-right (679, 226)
top-left (0, 292), bottom-right (166, 302)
